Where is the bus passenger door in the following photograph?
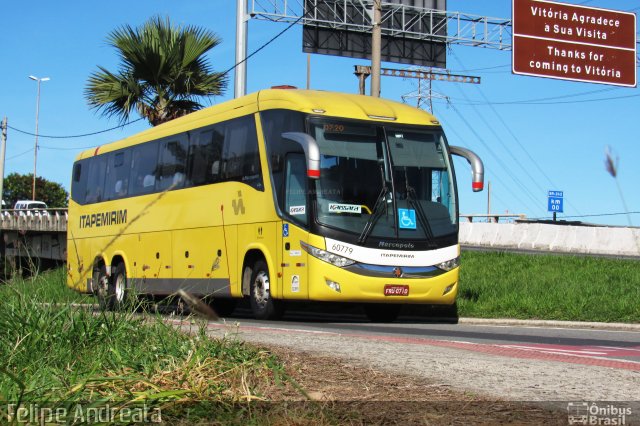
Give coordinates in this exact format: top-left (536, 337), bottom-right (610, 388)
top-left (281, 154), bottom-right (309, 300)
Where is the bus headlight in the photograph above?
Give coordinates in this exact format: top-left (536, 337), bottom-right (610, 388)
top-left (326, 279), bottom-right (342, 293)
top-left (436, 256), bottom-right (460, 272)
top-left (301, 242), bottom-right (356, 268)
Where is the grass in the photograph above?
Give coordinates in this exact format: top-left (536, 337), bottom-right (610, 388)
top-left (458, 251), bottom-right (640, 323)
top-left (0, 271), bottom-right (341, 424)
top-left (0, 253), bottom-right (635, 422)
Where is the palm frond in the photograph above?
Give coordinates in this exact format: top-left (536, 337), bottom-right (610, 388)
top-left (86, 15), bottom-right (227, 125)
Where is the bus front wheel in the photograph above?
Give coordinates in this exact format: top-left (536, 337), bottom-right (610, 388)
top-left (249, 260), bottom-right (284, 320)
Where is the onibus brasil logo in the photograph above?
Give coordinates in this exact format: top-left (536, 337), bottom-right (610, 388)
top-left (567, 402), bottom-right (632, 425)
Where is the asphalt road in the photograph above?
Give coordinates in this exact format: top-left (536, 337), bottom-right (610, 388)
top-left (223, 304), bottom-right (640, 366)
top-left (178, 303), bottom-right (637, 405)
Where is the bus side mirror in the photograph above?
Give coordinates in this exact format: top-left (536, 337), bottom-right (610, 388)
top-left (449, 146), bottom-right (484, 192)
top-left (281, 132), bottom-right (321, 179)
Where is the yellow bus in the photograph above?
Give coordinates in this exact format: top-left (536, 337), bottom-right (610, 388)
top-left (67, 88), bottom-right (483, 321)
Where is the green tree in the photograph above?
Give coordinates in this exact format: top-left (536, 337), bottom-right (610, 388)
top-left (85, 16), bottom-right (227, 126)
top-left (2, 173), bottom-right (68, 208)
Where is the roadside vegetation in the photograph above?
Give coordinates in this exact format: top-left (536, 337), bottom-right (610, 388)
top-left (1, 252), bottom-right (631, 423)
top-left (0, 270), bottom-right (337, 424)
top-left (458, 250), bottom-right (640, 323)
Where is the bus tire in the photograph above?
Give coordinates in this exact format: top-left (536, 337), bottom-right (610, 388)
top-left (363, 303), bottom-right (401, 323)
top-left (94, 264), bottom-right (110, 310)
top-left (249, 260), bottom-right (284, 320)
top-left (107, 262), bottom-right (129, 311)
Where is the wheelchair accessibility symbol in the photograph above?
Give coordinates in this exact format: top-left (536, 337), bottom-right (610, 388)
top-left (398, 209), bottom-right (417, 230)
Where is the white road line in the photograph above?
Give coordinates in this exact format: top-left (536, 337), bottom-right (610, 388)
top-left (502, 345), bottom-right (608, 355)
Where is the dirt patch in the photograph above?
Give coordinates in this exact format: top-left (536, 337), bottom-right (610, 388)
top-left (259, 345), bottom-right (567, 425)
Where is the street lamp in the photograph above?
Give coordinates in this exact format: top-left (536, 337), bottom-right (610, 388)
top-left (29, 75), bottom-right (50, 200)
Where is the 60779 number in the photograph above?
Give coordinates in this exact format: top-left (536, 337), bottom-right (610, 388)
top-left (331, 243), bottom-right (353, 256)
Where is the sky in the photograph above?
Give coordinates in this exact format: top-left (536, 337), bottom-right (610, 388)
top-left (0, 0), bottom-right (638, 227)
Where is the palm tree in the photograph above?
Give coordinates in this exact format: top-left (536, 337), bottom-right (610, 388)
top-left (86, 16), bottom-right (227, 126)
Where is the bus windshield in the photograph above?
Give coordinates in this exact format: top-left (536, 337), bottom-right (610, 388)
top-left (310, 120), bottom-right (457, 241)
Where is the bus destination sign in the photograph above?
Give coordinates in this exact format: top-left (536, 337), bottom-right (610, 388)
top-left (512, 0), bottom-right (637, 87)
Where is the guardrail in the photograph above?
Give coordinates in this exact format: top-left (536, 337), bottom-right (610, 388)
top-left (461, 214), bottom-right (527, 223)
top-left (0, 209), bottom-right (68, 233)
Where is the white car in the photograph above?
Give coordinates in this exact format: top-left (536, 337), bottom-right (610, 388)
top-left (13, 200), bottom-right (49, 216)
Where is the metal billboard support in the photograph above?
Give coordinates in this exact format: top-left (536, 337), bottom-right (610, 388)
top-left (249, 1), bottom-right (512, 50)
top-left (354, 65), bottom-right (479, 111)
top-left (235, 0), bottom-right (249, 98)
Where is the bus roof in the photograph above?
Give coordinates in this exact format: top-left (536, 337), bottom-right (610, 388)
top-left (75, 89), bottom-right (440, 161)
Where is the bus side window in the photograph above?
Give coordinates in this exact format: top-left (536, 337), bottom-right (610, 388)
top-left (260, 109), bottom-right (306, 215)
top-left (284, 153), bottom-right (308, 225)
top-left (85, 156), bottom-right (107, 204)
top-left (188, 125), bottom-right (223, 186)
top-left (104, 150), bottom-right (131, 200)
top-left (223, 116), bottom-right (263, 190)
top-left (157, 137), bottom-right (187, 191)
top-left (71, 161), bottom-right (87, 205)
top-left (129, 141), bottom-right (159, 196)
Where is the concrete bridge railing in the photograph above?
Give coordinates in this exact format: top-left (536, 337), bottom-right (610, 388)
top-left (1, 209), bottom-right (68, 233)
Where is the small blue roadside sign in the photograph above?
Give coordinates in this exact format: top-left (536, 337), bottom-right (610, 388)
top-left (547, 190), bottom-right (564, 213)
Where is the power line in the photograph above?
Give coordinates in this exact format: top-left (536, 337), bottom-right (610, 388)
top-left (220, 12), bottom-right (305, 77)
top-left (450, 52), bottom-right (585, 216)
top-left (449, 63), bottom-right (511, 73)
top-left (441, 107), bottom-right (540, 214)
top-left (449, 83), bottom-right (544, 210)
top-left (456, 82), bottom-right (544, 197)
top-left (446, 86), bottom-right (620, 105)
top-left (6, 118), bottom-right (144, 139)
top-left (7, 13), bottom-right (304, 142)
top-left (529, 211), bottom-right (640, 221)
top-left (447, 53), bottom-right (558, 213)
top-left (7, 147), bottom-right (33, 161)
top-left (40, 145), bottom-right (97, 151)
top-left (457, 92), bottom-right (640, 106)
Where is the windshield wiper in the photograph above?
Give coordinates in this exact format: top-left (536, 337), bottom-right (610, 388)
top-left (403, 167), bottom-right (437, 248)
top-left (358, 162), bottom-right (390, 245)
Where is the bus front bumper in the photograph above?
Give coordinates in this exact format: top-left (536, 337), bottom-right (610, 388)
top-left (307, 256), bottom-right (458, 304)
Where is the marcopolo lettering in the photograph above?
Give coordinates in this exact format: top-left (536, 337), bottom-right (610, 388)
top-left (79, 209), bottom-right (127, 229)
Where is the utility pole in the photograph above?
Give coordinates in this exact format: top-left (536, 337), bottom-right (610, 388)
top-left (306, 53), bottom-right (311, 89)
top-left (29, 75), bottom-right (49, 201)
top-left (0, 118), bottom-right (6, 206)
top-left (235, 0), bottom-right (248, 98)
top-left (370, 0), bottom-right (382, 97)
top-left (487, 181), bottom-right (491, 222)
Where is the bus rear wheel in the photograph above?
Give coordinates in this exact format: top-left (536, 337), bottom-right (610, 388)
top-left (363, 303), bottom-right (402, 323)
top-left (94, 264), bottom-right (110, 310)
top-left (107, 262), bottom-right (130, 311)
top-left (249, 259), bottom-right (284, 320)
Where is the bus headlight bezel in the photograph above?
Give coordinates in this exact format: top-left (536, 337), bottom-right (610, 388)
top-left (300, 242), bottom-right (356, 268)
top-left (436, 256), bottom-right (460, 272)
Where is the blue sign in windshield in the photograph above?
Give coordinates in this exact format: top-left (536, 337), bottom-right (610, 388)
top-left (398, 208), bottom-right (417, 229)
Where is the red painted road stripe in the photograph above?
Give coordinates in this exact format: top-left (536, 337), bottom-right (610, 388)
top-left (185, 321), bottom-right (640, 372)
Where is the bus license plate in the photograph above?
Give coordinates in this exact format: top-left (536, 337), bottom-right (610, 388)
top-left (384, 285), bottom-right (409, 296)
